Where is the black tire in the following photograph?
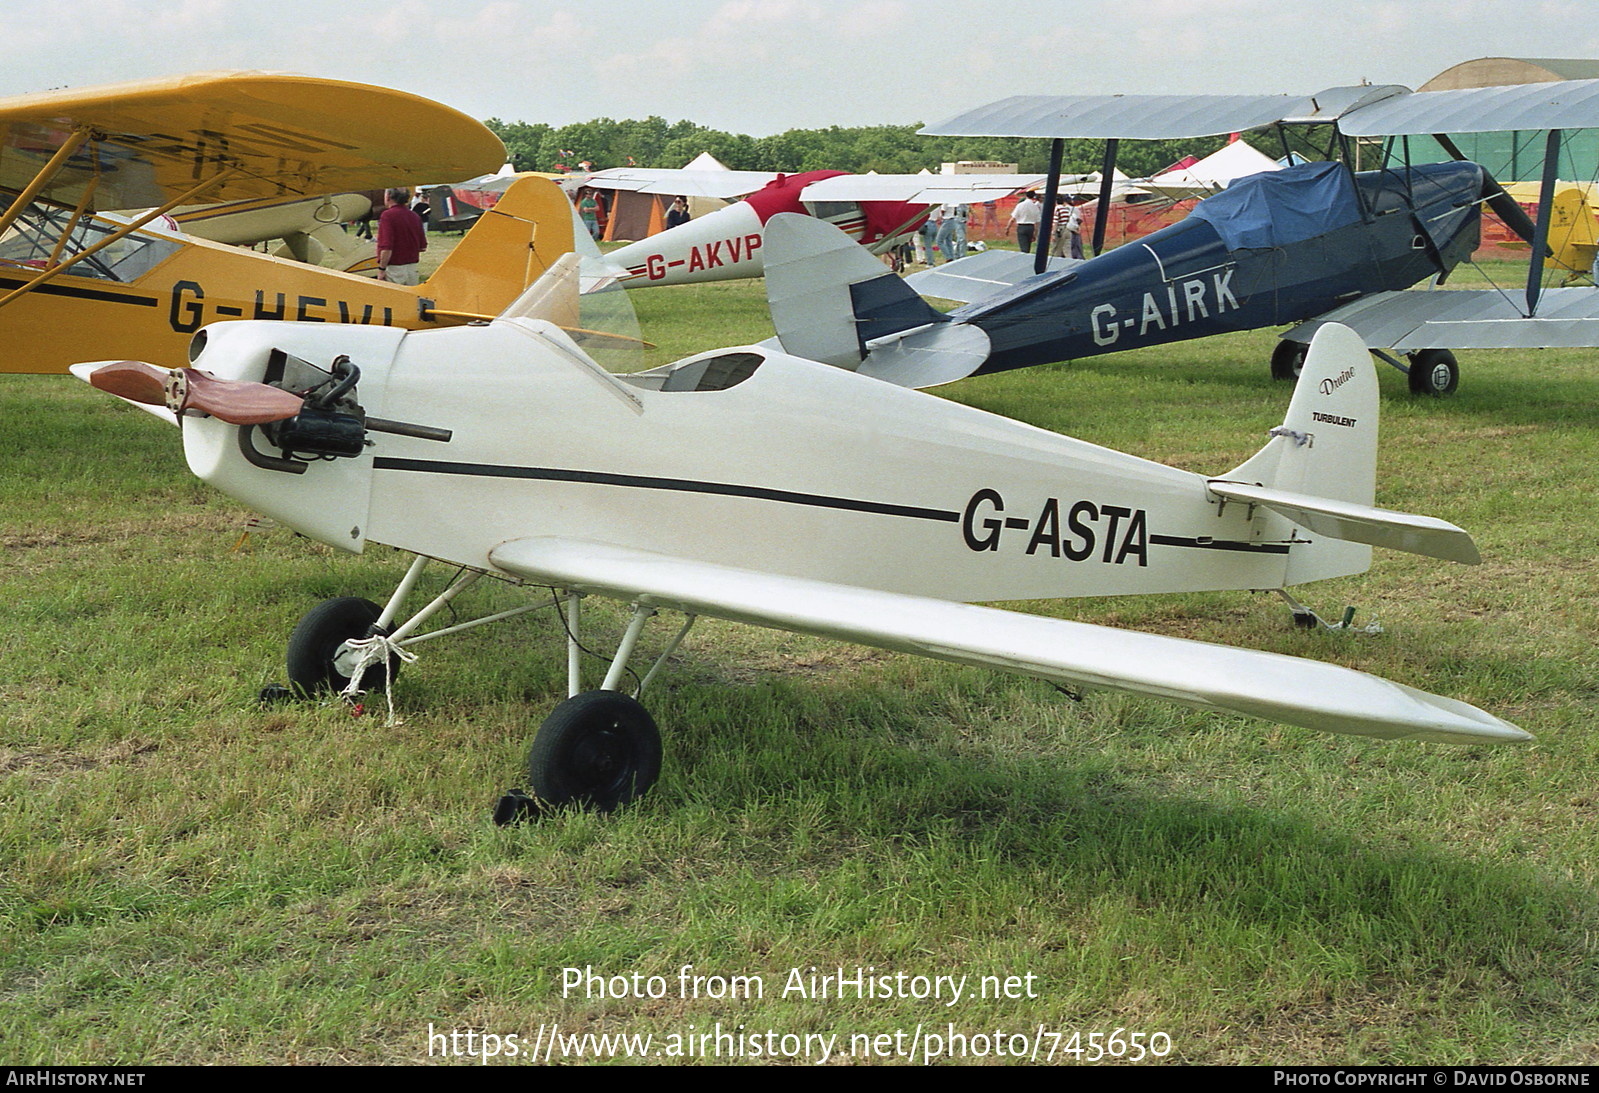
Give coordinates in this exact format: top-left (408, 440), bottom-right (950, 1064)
top-left (1270, 340), bottom-right (1308, 381)
top-left (527, 691), bottom-right (661, 811)
top-left (285, 596), bottom-right (397, 695)
top-left (1407, 349), bottom-right (1459, 396)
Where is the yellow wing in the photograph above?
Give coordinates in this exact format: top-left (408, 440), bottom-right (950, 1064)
top-left (0, 71), bottom-right (505, 211)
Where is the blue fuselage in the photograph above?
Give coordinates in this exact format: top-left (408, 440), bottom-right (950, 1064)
top-left (953, 160), bottom-right (1487, 374)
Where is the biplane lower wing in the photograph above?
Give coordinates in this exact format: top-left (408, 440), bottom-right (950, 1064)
top-left (1284, 288), bottom-right (1599, 350)
top-left (902, 250), bottom-right (1083, 305)
top-left (487, 536), bottom-right (1527, 745)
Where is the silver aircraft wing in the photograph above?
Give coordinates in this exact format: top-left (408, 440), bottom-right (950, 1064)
top-left (1285, 288), bottom-right (1599, 350)
top-left (488, 536), bottom-right (1527, 745)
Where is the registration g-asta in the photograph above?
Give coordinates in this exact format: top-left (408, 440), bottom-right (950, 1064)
top-left (75, 268), bottom-right (1527, 814)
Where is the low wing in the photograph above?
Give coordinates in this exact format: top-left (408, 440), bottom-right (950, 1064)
top-left (0, 71), bottom-right (504, 211)
top-left (1284, 288), bottom-right (1599, 350)
top-left (488, 537), bottom-right (1526, 745)
top-left (580, 167), bottom-right (778, 199)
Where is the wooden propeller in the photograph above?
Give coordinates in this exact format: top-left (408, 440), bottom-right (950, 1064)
top-left (88, 360), bottom-right (306, 425)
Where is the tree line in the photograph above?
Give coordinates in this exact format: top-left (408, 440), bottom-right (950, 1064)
top-left (483, 115), bottom-right (1257, 179)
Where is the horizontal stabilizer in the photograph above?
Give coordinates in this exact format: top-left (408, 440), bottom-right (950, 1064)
top-left (1207, 480), bottom-right (1480, 564)
top-left (489, 537), bottom-right (1526, 745)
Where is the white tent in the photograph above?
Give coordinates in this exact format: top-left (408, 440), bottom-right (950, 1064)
top-left (1142, 140), bottom-right (1281, 201)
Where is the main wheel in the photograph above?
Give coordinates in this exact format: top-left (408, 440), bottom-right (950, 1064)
top-left (527, 691), bottom-right (661, 812)
top-left (1270, 340), bottom-right (1308, 381)
top-left (286, 596), bottom-right (397, 695)
top-left (1407, 349), bottom-right (1459, 396)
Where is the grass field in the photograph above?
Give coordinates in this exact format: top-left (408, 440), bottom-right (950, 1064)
top-left (1, 245), bottom-right (1596, 1065)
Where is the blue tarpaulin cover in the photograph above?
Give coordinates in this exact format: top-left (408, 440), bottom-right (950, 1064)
top-left (1189, 161), bottom-right (1362, 250)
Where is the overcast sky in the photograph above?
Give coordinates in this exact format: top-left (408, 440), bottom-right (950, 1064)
top-left (8, 0), bottom-right (1599, 135)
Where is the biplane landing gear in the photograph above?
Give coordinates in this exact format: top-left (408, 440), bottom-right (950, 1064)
top-left (1406, 349), bottom-right (1458, 396)
top-left (1270, 340), bottom-right (1307, 382)
top-left (286, 596), bottom-right (397, 695)
top-left (525, 691), bottom-right (662, 812)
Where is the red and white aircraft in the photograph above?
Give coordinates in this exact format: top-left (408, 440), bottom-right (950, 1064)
top-left (581, 167), bottom-right (1055, 288)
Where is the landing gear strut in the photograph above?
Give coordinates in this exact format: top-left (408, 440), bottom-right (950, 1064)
top-left (273, 557), bottom-right (698, 819)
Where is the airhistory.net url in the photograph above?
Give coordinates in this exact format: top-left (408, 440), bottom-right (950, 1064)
top-left (426, 1021), bottom-right (1174, 1064)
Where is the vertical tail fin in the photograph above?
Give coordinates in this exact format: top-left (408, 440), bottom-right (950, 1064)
top-left (1213, 323), bottom-right (1478, 578)
top-left (422, 176), bottom-right (576, 317)
top-left (763, 213), bottom-right (989, 387)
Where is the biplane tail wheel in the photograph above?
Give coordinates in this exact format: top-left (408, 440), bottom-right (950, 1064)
top-left (285, 596), bottom-right (397, 695)
top-left (527, 691), bottom-right (661, 812)
top-left (1407, 349), bottom-right (1459, 396)
top-left (1270, 340), bottom-right (1308, 382)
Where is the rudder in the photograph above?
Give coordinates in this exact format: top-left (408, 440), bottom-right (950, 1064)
top-left (423, 176), bottom-right (577, 317)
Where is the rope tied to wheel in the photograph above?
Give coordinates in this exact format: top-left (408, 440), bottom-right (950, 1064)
top-left (339, 633), bottom-right (418, 725)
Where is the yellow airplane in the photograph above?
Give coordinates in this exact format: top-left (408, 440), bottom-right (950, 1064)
top-left (0, 71), bottom-right (576, 375)
top-left (156, 191), bottom-right (381, 274)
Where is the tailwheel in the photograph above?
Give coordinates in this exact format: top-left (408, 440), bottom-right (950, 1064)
top-left (1270, 339), bottom-right (1307, 381)
top-left (285, 596), bottom-right (398, 695)
top-left (1407, 349), bottom-right (1459, 396)
top-left (525, 691), bottom-right (662, 812)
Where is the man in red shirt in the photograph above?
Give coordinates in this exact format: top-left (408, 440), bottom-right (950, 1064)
top-left (376, 188), bottom-right (427, 285)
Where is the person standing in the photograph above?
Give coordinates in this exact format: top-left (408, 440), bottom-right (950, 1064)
top-left (577, 188), bottom-right (601, 239)
top-left (664, 195), bottom-right (691, 230)
top-left (936, 202), bottom-right (969, 263)
top-left (1009, 191), bottom-right (1042, 255)
top-left (1051, 200), bottom-right (1072, 257)
top-left (919, 212), bottom-right (941, 265)
top-left (375, 187), bottom-right (427, 285)
top-left (1066, 200), bottom-right (1085, 260)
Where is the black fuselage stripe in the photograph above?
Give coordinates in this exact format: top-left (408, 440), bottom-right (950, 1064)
top-left (373, 458), bottom-right (1295, 554)
top-left (372, 457), bottom-right (963, 522)
top-left (1150, 534), bottom-right (1291, 555)
top-left (0, 275), bottom-right (160, 307)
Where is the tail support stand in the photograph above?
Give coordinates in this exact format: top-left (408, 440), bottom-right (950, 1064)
top-left (1274, 589), bottom-right (1383, 634)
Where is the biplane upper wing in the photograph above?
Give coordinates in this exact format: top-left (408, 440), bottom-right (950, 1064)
top-left (918, 85), bottom-right (1410, 139)
top-left (0, 71), bottom-right (505, 211)
top-left (487, 536), bottom-right (1527, 745)
top-left (1336, 77), bottom-right (1599, 135)
top-left (795, 173), bottom-right (1053, 204)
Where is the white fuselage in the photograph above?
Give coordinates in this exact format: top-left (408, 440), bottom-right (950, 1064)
top-left (179, 318), bottom-right (1339, 604)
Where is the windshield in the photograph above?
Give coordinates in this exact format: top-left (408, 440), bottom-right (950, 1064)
top-left (498, 201), bottom-right (645, 374)
top-left (0, 194), bottom-right (180, 282)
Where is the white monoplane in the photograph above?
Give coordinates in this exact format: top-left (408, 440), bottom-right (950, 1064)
top-left (73, 222), bottom-right (1527, 814)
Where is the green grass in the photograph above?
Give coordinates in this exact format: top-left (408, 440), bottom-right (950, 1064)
top-left (1, 253), bottom-right (1597, 1065)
